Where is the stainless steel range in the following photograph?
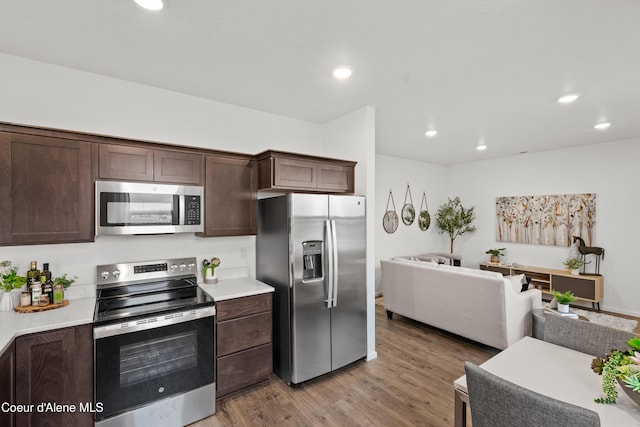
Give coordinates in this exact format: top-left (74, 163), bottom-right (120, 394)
top-left (93, 257), bottom-right (216, 427)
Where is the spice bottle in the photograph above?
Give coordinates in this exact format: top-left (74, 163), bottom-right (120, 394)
top-left (31, 279), bottom-right (42, 307)
top-left (20, 291), bottom-right (31, 307)
top-left (53, 283), bottom-right (64, 304)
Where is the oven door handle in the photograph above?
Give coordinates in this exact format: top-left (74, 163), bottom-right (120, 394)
top-left (94, 306), bottom-right (216, 339)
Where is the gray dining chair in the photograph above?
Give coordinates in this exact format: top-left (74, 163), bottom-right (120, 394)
top-left (543, 314), bottom-right (634, 358)
top-left (464, 362), bottom-right (600, 427)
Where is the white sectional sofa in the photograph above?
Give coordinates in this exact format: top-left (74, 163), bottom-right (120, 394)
top-left (380, 258), bottom-right (542, 350)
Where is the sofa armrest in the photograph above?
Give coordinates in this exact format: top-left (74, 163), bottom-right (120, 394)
top-left (504, 288), bottom-right (543, 347)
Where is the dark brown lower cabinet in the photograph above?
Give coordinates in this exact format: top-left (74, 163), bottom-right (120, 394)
top-left (216, 293), bottom-right (273, 398)
top-left (15, 324), bottom-right (93, 427)
top-left (0, 341), bottom-right (15, 427)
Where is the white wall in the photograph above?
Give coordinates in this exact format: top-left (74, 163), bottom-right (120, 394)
top-left (375, 154), bottom-right (448, 292)
top-left (325, 106), bottom-right (377, 360)
top-left (446, 139), bottom-right (640, 317)
top-left (0, 52), bottom-right (324, 287)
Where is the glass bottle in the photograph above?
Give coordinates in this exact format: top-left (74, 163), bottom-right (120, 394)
top-left (27, 261), bottom-right (41, 286)
top-left (31, 279), bottom-right (42, 307)
top-left (41, 263), bottom-right (53, 303)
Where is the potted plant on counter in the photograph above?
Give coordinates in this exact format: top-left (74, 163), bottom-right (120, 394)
top-left (563, 257), bottom-right (585, 275)
top-left (485, 248), bottom-right (506, 264)
top-left (551, 290), bottom-right (576, 313)
top-left (0, 262), bottom-right (27, 311)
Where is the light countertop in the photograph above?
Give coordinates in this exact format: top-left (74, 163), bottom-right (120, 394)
top-left (198, 277), bottom-right (274, 301)
top-left (0, 277), bottom-right (274, 356)
top-left (0, 297), bottom-right (95, 355)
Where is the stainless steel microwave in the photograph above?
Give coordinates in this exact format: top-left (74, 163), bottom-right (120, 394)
top-left (96, 181), bottom-right (204, 235)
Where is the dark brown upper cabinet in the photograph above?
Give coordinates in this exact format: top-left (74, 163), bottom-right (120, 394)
top-left (98, 144), bottom-right (203, 185)
top-left (0, 132), bottom-right (93, 246)
top-left (256, 150), bottom-right (355, 193)
top-left (198, 155), bottom-right (257, 237)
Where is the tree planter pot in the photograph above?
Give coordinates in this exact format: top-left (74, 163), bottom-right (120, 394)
top-left (570, 268), bottom-right (580, 275)
top-left (557, 303), bottom-right (570, 313)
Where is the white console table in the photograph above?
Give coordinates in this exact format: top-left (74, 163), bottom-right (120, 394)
top-left (454, 337), bottom-right (640, 426)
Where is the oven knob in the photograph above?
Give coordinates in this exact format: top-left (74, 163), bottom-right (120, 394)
top-left (100, 271), bottom-right (110, 280)
top-left (170, 264), bottom-right (178, 272)
top-left (179, 263), bottom-right (186, 271)
top-left (112, 270), bottom-right (120, 278)
top-left (188, 262), bottom-right (196, 270)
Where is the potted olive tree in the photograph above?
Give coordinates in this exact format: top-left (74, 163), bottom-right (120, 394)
top-left (435, 197), bottom-right (476, 254)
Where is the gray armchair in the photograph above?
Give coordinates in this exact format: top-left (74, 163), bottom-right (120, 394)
top-left (464, 362), bottom-right (600, 427)
top-left (543, 315), bottom-right (634, 358)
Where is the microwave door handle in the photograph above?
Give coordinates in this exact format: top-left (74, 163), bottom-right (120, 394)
top-left (179, 194), bottom-right (185, 225)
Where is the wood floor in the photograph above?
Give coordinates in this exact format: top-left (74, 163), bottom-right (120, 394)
top-left (191, 299), bottom-right (497, 426)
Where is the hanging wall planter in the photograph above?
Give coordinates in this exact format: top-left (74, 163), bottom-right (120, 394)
top-left (418, 191), bottom-right (431, 231)
top-left (383, 190), bottom-right (399, 234)
top-left (401, 184), bottom-right (415, 226)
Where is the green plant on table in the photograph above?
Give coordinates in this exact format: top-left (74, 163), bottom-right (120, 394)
top-left (592, 337), bottom-right (640, 403)
top-left (563, 257), bottom-right (585, 270)
top-left (485, 248), bottom-right (506, 257)
top-left (551, 290), bottom-right (576, 305)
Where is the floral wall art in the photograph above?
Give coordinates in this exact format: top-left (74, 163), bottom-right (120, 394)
top-left (495, 193), bottom-right (596, 247)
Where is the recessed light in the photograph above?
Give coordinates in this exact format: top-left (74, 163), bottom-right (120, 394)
top-left (134, 0), bottom-right (164, 11)
top-left (425, 130), bottom-right (438, 138)
top-left (558, 93), bottom-right (580, 104)
top-left (594, 122), bottom-right (611, 130)
top-left (476, 143), bottom-right (487, 151)
top-left (333, 68), bottom-right (352, 79)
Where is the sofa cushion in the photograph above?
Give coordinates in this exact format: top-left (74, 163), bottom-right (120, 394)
top-left (505, 274), bottom-right (526, 294)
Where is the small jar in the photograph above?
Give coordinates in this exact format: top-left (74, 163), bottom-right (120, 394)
top-left (20, 291), bottom-right (31, 307)
top-left (39, 294), bottom-right (49, 306)
top-left (53, 283), bottom-right (64, 304)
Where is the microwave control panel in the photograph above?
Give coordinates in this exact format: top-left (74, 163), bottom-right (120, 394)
top-left (185, 195), bottom-right (201, 225)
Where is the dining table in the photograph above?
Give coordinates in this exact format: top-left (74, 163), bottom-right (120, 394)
top-left (453, 336), bottom-right (640, 426)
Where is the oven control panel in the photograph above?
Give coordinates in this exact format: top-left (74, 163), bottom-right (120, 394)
top-left (97, 257), bottom-right (198, 286)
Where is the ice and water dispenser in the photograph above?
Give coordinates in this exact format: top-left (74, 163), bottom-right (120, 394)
top-left (302, 241), bottom-right (323, 281)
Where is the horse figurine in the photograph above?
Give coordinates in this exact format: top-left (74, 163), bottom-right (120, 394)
top-left (572, 236), bottom-right (605, 274)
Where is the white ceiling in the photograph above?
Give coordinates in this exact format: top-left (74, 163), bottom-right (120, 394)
top-left (1, 0), bottom-right (639, 165)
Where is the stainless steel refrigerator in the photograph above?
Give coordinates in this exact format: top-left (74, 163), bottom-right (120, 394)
top-left (256, 193), bottom-right (367, 385)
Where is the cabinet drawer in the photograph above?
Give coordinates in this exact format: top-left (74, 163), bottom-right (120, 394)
top-left (217, 343), bottom-right (272, 398)
top-left (552, 275), bottom-right (596, 300)
top-left (216, 293), bottom-right (272, 321)
top-left (218, 312), bottom-right (272, 357)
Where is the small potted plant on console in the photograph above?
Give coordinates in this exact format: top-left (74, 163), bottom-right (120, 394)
top-left (563, 257), bottom-right (585, 275)
top-left (551, 290), bottom-right (576, 313)
top-left (485, 248), bottom-right (506, 264)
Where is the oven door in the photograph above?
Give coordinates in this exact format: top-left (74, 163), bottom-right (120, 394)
top-left (94, 307), bottom-right (215, 422)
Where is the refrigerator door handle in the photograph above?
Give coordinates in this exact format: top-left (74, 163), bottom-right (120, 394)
top-left (325, 219), bottom-right (334, 308)
top-left (330, 219), bottom-right (338, 308)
